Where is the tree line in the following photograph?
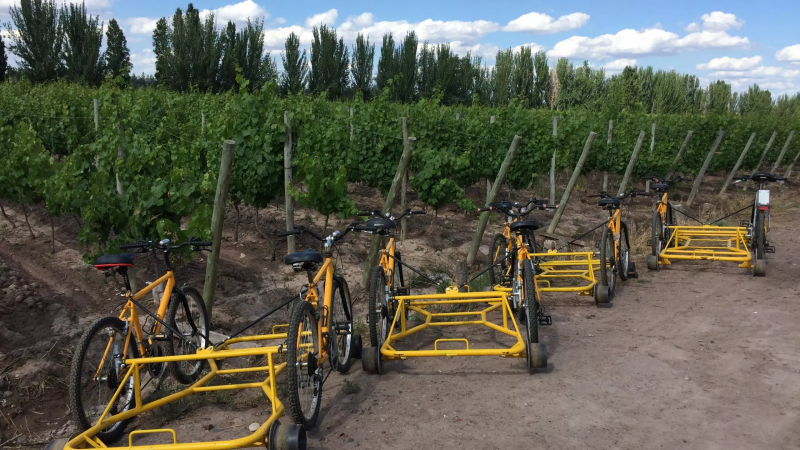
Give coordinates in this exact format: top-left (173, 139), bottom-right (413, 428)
top-left (2, 0), bottom-right (799, 117)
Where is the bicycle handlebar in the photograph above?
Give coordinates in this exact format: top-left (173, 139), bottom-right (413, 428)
top-left (120, 238), bottom-right (212, 251)
top-left (277, 226), bottom-right (354, 243)
top-left (357, 209), bottom-right (427, 220)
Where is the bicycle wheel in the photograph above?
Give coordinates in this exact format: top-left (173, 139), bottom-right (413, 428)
top-left (651, 210), bottom-right (663, 257)
top-left (618, 222), bottom-right (631, 281)
top-left (489, 234), bottom-right (509, 286)
top-left (329, 276), bottom-right (355, 374)
top-left (521, 259), bottom-right (539, 345)
top-left (286, 300), bottom-right (322, 429)
top-left (387, 251), bottom-right (408, 325)
top-left (599, 228), bottom-right (616, 298)
top-left (166, 286), bottom-right (209, 384)
top-left (754, 210), bottom-right (766, 276)
top-left (69, 317), bottom-right (138, 443)
top-left (367, 266), bottom-right (388, 348)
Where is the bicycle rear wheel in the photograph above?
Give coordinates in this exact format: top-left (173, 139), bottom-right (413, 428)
top-left (286, 300), bottom-right (323, 429)
top-left (599, 227), bottom-right (617, 298)
top-left (753, 210), bottom-right (766, 276)
top-left (69, 317), bottom-right (138, 443)
top-left (489, 234), bottom-right (509, 286)
top-left (166, 286), bottom-right (209, 384)
top-left (367, 267), bottom-right (388, 348)
top-left (329, 276), bottom-right (355, 374)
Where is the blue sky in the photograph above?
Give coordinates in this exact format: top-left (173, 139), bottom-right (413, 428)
top-left (2, 0), bottom-right (799, 94)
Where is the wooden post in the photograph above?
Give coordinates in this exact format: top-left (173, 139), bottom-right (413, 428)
top-left (400, 117), bottom-right (409, 241)
top-left (547, 132), bottom-right (597, 234)
top-left (687, 130), bottom-right (725, 207)
top-left (485, 115), bottom-right (496, 203)
top-left (349, 108), bottom-right (354, 140)
top-left (650, 123), bottom-right (655, 153)
top-left (603, 120), bottom-right (612, 191)
top-left (752, 131), bottom-right (777, 174)
top-left (93, 99), bottom-right (99, 131)
top-left (490, 115), bottom-right (496, 124)
top-left (284, 111), bottom-right (295, 254)
top-left (719, 133), bottom-right (756, 196)
top-left (455, 260), bottom-right (468, 292)
top-left (201, 112), bottom-right (205, 135)
top-left (456, 112), bottom-right (460, 121)
top-left (617, 131), bottom-right (646, 196)
top-left (550, 116), bottom-right (557, 204)
top-left (783, 146), bottom-right (800, 178)
top-left (203, 140), bottom-right (235, 317)
top-left (362, 137), bottom-right (417, 287)
top-left (116, 123), bottom-right (125, 195)
top-left (666, 130), bottom-right (694, 179)
top-left (467, 136), bottom-right (523, 266)
top-left (771, 131), bottom-right (795, 174)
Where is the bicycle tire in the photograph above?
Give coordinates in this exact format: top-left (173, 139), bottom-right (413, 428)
top-left (330, 276), bottom-right (355, 373)
top-left (69, 316), bottom-right (138, 443)
top-left (619, 222), bottom-right (631, 281)
top-left (166, 286), bottom-right (209, 384)
top-left (754, 210), bottom-right (766, 276)
top-left (522, 259), bottom-right (540, 346)
top-left (387, 251), bottom-right (408, 325)
top-left (651, 210), bottom-right (663, 257)
top-left (599, 227), bottom-right (616, 298)
top-left (367, 267), bottom-right (388, 348)
top-left (286, 300), bottom-right (322, 429)
top-left (489, 234), bottom-right (509, 286)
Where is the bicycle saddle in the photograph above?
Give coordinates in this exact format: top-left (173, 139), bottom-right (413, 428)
top-left (94, 254), bottom-right (134, 269)
top-left (285, 249), bottom-right (323, 265)
top-left (598, 198), bottom-right (621, 207)
top-left (364, 217), bottom-right (396, 229)
top-left (509, 220), bottom-right (540, 232)
top-left (751, 172), bottom-right (776, 183)
top-left (651, 183), bottom-right (670, 191)
top-left (490, 201), bottom-right (514, 210)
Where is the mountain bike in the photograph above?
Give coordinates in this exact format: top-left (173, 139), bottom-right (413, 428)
top-left (734, 172), bottom-right (784, 276)
top-left (356, 209), bottom-right (426, 349)
top-left (69, 238), bottom-right (211, 443)
top-left (587, 190), bottom-right (646, 304)
top-left (276, 225), bottom-right (362, 429)
top-left (643, 175), bottom-right (685, 271)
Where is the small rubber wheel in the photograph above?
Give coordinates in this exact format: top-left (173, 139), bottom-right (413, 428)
top-left (45, 438), bottom-right (70, 450)
top-left (361, 346), bottom-right (382, 374)
top-left (286, 424), bottom-right (307, 450)
top-left (351, 334), bottom-right (363, 359)
top-left (754, 259), bottom-right (766, 277)
top-left (594, 285), bottom-right (612, 306)
top-left (646, 255), bottom-right (659, 271)
top-left (526, 341), bottom-right (547, 373)
top-left (267, 420), bottom-right (308, 450)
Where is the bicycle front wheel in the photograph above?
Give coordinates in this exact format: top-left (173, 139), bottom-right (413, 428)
top-left (69, 317), bottom-right (137, 443)
top-left (367, 267), bottom-right (388, 348)
top-left (166, 286), bottom-right (209, 384)
top-left (286, 300), bottom-right (323, 429)
top-left (599, 227), bottom-right (617, 297)
top-left (329, 276), bottom-right (355, 373)
top-left (489, 234), bottom-right (509, 286)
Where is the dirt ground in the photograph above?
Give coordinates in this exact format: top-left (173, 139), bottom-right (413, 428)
top-left (1, 173), bottom-right (800, 449)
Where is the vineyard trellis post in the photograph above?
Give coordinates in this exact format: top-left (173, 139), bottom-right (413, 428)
top-left (284, 111), bottom-right (295, 255)
top-left (93, 99), bottom-right (99, 131)
top-left (201, 112), bottom-right (205, 135)
top-left (770, 131), bottom-right (795, 174)
top-left (603, 120), bottom-right (612, 191)
top-left (400, 117), bottom-right (409, 241)
top-left (550, 116), bottom-right (557, 205)
top-left (646, 123), bottom-right (655, 192)
top-left (203, 140), bottom-right (235, 318)
top-left (349, 108), bottom-right (353, 140)
top-left (467, 135), bottom-right (522, 266)
top-left (547, 132), bottom-right (597, 234)
top-left (666, 130), bottom-right (694, 179)
top-left (362, 137), bottom-right (417, 287)
top-left (719, 132), bottom-right (756, 196)
top-left (617, 130), bottom-right (646, 196)
top-left (687, 130), bottom-right (725, 208)
top-left (486, 115), bottom-right (496, 203)
top-left (752, 131), bottom-right (777, 174)
top-left (782, 144), bottom-right (800, 178)
top-left (116, 123), bottom-right (125, 195)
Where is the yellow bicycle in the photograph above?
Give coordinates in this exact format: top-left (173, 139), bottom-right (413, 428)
top-left (277, 225), bottom-right (362, 429)
top-left (643, 175), bottom-right (685, 269)
top-left (69, 238), bottom-right (211, 443)
top-left (488, 199), bottom-right (553, 288)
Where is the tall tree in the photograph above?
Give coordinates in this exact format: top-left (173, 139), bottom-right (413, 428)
top-left (61, 2), bottom-right (105, 86)
top-left (492, 49), bottom-right (514, 107)
top-left (638, 66), bottom-right (655, 113)
top-left (104, 18), bottom-right (131, 82)
top-left (553, 57), bottom-right (574, 110)
top-left (152, 17), bottom-right (173, 87)
top-left (0, 34), bottom-right (7, 82)
top-left (738, 84), bottom-right (772, 116)
top-left (512, 46), bottom-right (534, 107)
top-left (234, 18), bottom-right (274, 91)
top-left (532, 50), bottom-right (549, 108)
top-left (5, 0), bottom-right (63, 83)
top-left (280, 31), bottom-right (308, 95)
top-left (394, 31), bottom-right (417, 102)
top-left (375, 33), bottom-right (395, 94)
top-left (309, 24), bottom-right (348, 99)
top-left (218, 21), bottom-right (238, 92)
top-left (706, 80), bottom-right (732, 114)
top-left (350, 33), bottom-right (374, 100)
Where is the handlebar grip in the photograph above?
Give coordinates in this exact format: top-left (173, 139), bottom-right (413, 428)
top-left (192, 241), bottom-right (213, 246)
top-left (277, 230), bottom-right (301, 237)
top-left (120, 243), bottom-right (148, 249)
top-left (478, 207), bottom-right (491, 212)
top-left (411, 210), bottom-right (426, 215)
top-left (354, 226), bottom-right (378, 232)
top-left (356, 211), bottom-right (372, 217)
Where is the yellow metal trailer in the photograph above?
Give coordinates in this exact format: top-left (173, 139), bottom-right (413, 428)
top-left (651, 225), bottom-right (752, 268)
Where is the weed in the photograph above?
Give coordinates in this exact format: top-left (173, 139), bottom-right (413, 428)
top-left (468, 272), bottom-right (492, 292)
top-left (353, 316), bottom-right (367, 335)
top-left (586, 314), bottom-right (595, 319)
top-left (342, 379), bottom-right (360, 395)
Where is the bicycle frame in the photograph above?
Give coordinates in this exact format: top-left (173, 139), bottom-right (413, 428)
top-left (606, 208), bottom-right (622, 261)
top-left (296, 257), bottom-right (337, 366)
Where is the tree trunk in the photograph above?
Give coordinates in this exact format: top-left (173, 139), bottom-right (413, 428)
top-left (50, 214), bottom-right (55, 253)
top-left (0, 202), bottom-right (15, 229)
top-left (233, 202), bottom-right (240, 242)
top-left (22, 204), bottom-right (34, 239)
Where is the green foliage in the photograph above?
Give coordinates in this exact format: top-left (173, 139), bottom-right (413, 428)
top-left (5, 0), bottom-right (64, 83)
top-left (280, 32), bottom-right (308, 96)
top-left (350, 33), bottom-right (374, 101)
top-left (0, 34), bottom-right (7, 82)
top-left (104, 18), bottom-right (131, 82)
top-left (61, 2), bottom-right (105, 86)
top-left (309, 25), bottom-right (348, 100)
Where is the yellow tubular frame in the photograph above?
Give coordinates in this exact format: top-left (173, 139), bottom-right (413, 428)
top-left (658, 225), bottom-right (752, 267)
top-left (66, 333), bottom-right (290, 450)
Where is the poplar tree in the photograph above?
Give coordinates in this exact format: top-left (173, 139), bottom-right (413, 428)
top-left (280, 31), bottom-right (308, 95)
top-left (350, 33), bottom-right (374, 100)
top-left (104, 18), bottom-right (131, 82)
top-left (5, 0), bottom-right (63, 83)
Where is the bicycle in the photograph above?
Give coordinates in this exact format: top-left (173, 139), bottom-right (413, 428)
top-left (488, 199), bottom-right (553, 288)
top-left (587, 190), bottom-right (646, 304)
top-left (69, 238), bottom-right (212, 443)
top-left (356, 209), bottom-right (426, 351)
top-left (643, 175), bottom-right (686, 271)
top-left (734, 172), bottom-right (784, 276)
top-left (276, 225), bottom-right (363, 429)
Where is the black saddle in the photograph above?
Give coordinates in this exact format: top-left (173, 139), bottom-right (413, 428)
top-left (365, 217), bottom-right (396, 230)
top-left (509, 220), bottom-right (540, 232)
top-left (94, 254), bottom-right (134, 269)
top-left (651, 183), bottom-right (670, 192)
top-left (751, 172), bottom-right (776, 183)
top-left (285, 249), bottom-right (323, 265)
top-left (599, 198), bottom-right (621, 207)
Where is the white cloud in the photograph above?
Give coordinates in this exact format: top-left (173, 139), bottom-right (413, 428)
top-left (263, 25), bottom-right (312, 50)
top-left (709, 66), bottom-right (800, 79)
top-left (697, 55), bottom-right (762, 71)
top-left (336, 14), bottom-right (498, 43)
top-left (776, 44), bottom-right (800, 62)
top-left (126, 17), bottom-right (159, 35)
top-left (502, 11), bottom-right (589, 34)
top-left (604, 58), bottom-right (637, 70)
top-left (273, 17), bottom-right (286, 25)
top-left (700, 11), bottom-right (744, 32)
top-left (201, 0), bottom-right (268, 25)
top-left (449, 41), bottom-right (500, 59)
top-left (550, 27), bottom-right (749, 60)
top-left (305, 9), bottom-right (337, 28)
top-left (511, 42), bottom-right (545, 54)
top-left (130, 48), bottom-right (157, 73)
top-left (685, 22), bottom-right (700, 32)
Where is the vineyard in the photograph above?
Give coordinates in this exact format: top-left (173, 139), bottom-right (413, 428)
top-left (1, 79), bottom-right (799, 255)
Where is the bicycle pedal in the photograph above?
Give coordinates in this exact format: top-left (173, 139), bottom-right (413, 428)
top-left (627, 262), bottom-right (639, 279)
top-left (646, 239), bottom-right (653, 246)
top-left (396, 287), bottom-right (409, 295)
top-left (595, 240), bottom-right (601, 249)
top-left (538, 315), bottom-right (552, 326)
top-left (151, 334), bottom-right (170, 341)
top-left (766, 246), bottom-right (776, 253)
top-left (741, 220), bottom-right (751, 227)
